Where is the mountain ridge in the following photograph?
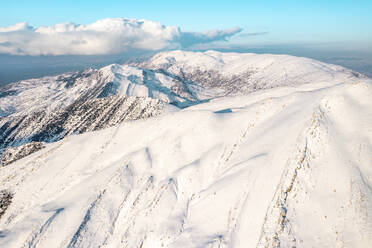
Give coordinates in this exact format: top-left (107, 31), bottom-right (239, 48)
top-left (0, 79), bottom-right (371, 247)
top-left (0, 50), bottom-right (368, 166)
top-left (0, 50), bottom-right (371, 247)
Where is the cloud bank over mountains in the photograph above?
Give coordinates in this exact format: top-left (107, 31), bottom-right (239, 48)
top-left (0, 18), bottom-right (241, 56)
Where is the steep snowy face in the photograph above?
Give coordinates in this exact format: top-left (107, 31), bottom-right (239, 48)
top-left (141, 50), bottom-right (365, 96)
top-left (0, 80), bottom-right (371, 248)
top-left (0, 95), bottom-right (168, 165)
top-left (96, 64), bottom-right (210, 107)
top-left (0, 64), bottom-right (189, 118)
top-left (0, 64), bottom-right (180, 165)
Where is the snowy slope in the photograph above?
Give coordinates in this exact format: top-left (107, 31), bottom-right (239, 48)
top-left (141, 50), bottom-right (365, 95)
top-left (0, 65), bottom-right (188, 117)
top-left (0, 79), bottom-right (371, 247)
top-left (1, 50), bottom-right (366, 118)
top-left (0, 95), bottom-right (169, 165)
top-left (0, 64), bottom-right (181, 165)
top-left (1, 50), bottom-right (365, 166)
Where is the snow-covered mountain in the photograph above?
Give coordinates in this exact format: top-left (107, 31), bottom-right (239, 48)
top-left (0, 95), bottom-right (168, 165)
top-left (0, 64), bottom-right (181, 164)
top-left (0, 65), bottom-right (184, 118)
top-left (1, 50), bottom-right (365, 118)
top-left (0, 79), bottom-right (371, 247)
top-left (140, 50), bottom-right (365, 95)
top-left (0, 50), bottom-right (371, 247)
top-left (1, 50), bottom-right (364, 166)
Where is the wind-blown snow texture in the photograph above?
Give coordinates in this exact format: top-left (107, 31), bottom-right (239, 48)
top-left (0, 51), bottom-right (371, 248)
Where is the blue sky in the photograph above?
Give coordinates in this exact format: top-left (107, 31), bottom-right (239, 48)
top-left (1, 0), bottom-right (371, 49)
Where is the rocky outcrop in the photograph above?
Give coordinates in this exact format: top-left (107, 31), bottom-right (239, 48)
top-left (0, 190), bottom-right (12, 219)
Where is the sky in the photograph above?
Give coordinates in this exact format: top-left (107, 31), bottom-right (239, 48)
top-left (0, 0), bottom-right (371, 84)
top-left (1, 0), bottom-right (371, 48)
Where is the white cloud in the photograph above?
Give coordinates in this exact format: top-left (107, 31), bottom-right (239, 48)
top-left (0, 18), bottom-right (241, 55)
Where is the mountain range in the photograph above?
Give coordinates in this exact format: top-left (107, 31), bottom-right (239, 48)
top-left (0, 50), bottom-right (371, 248)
